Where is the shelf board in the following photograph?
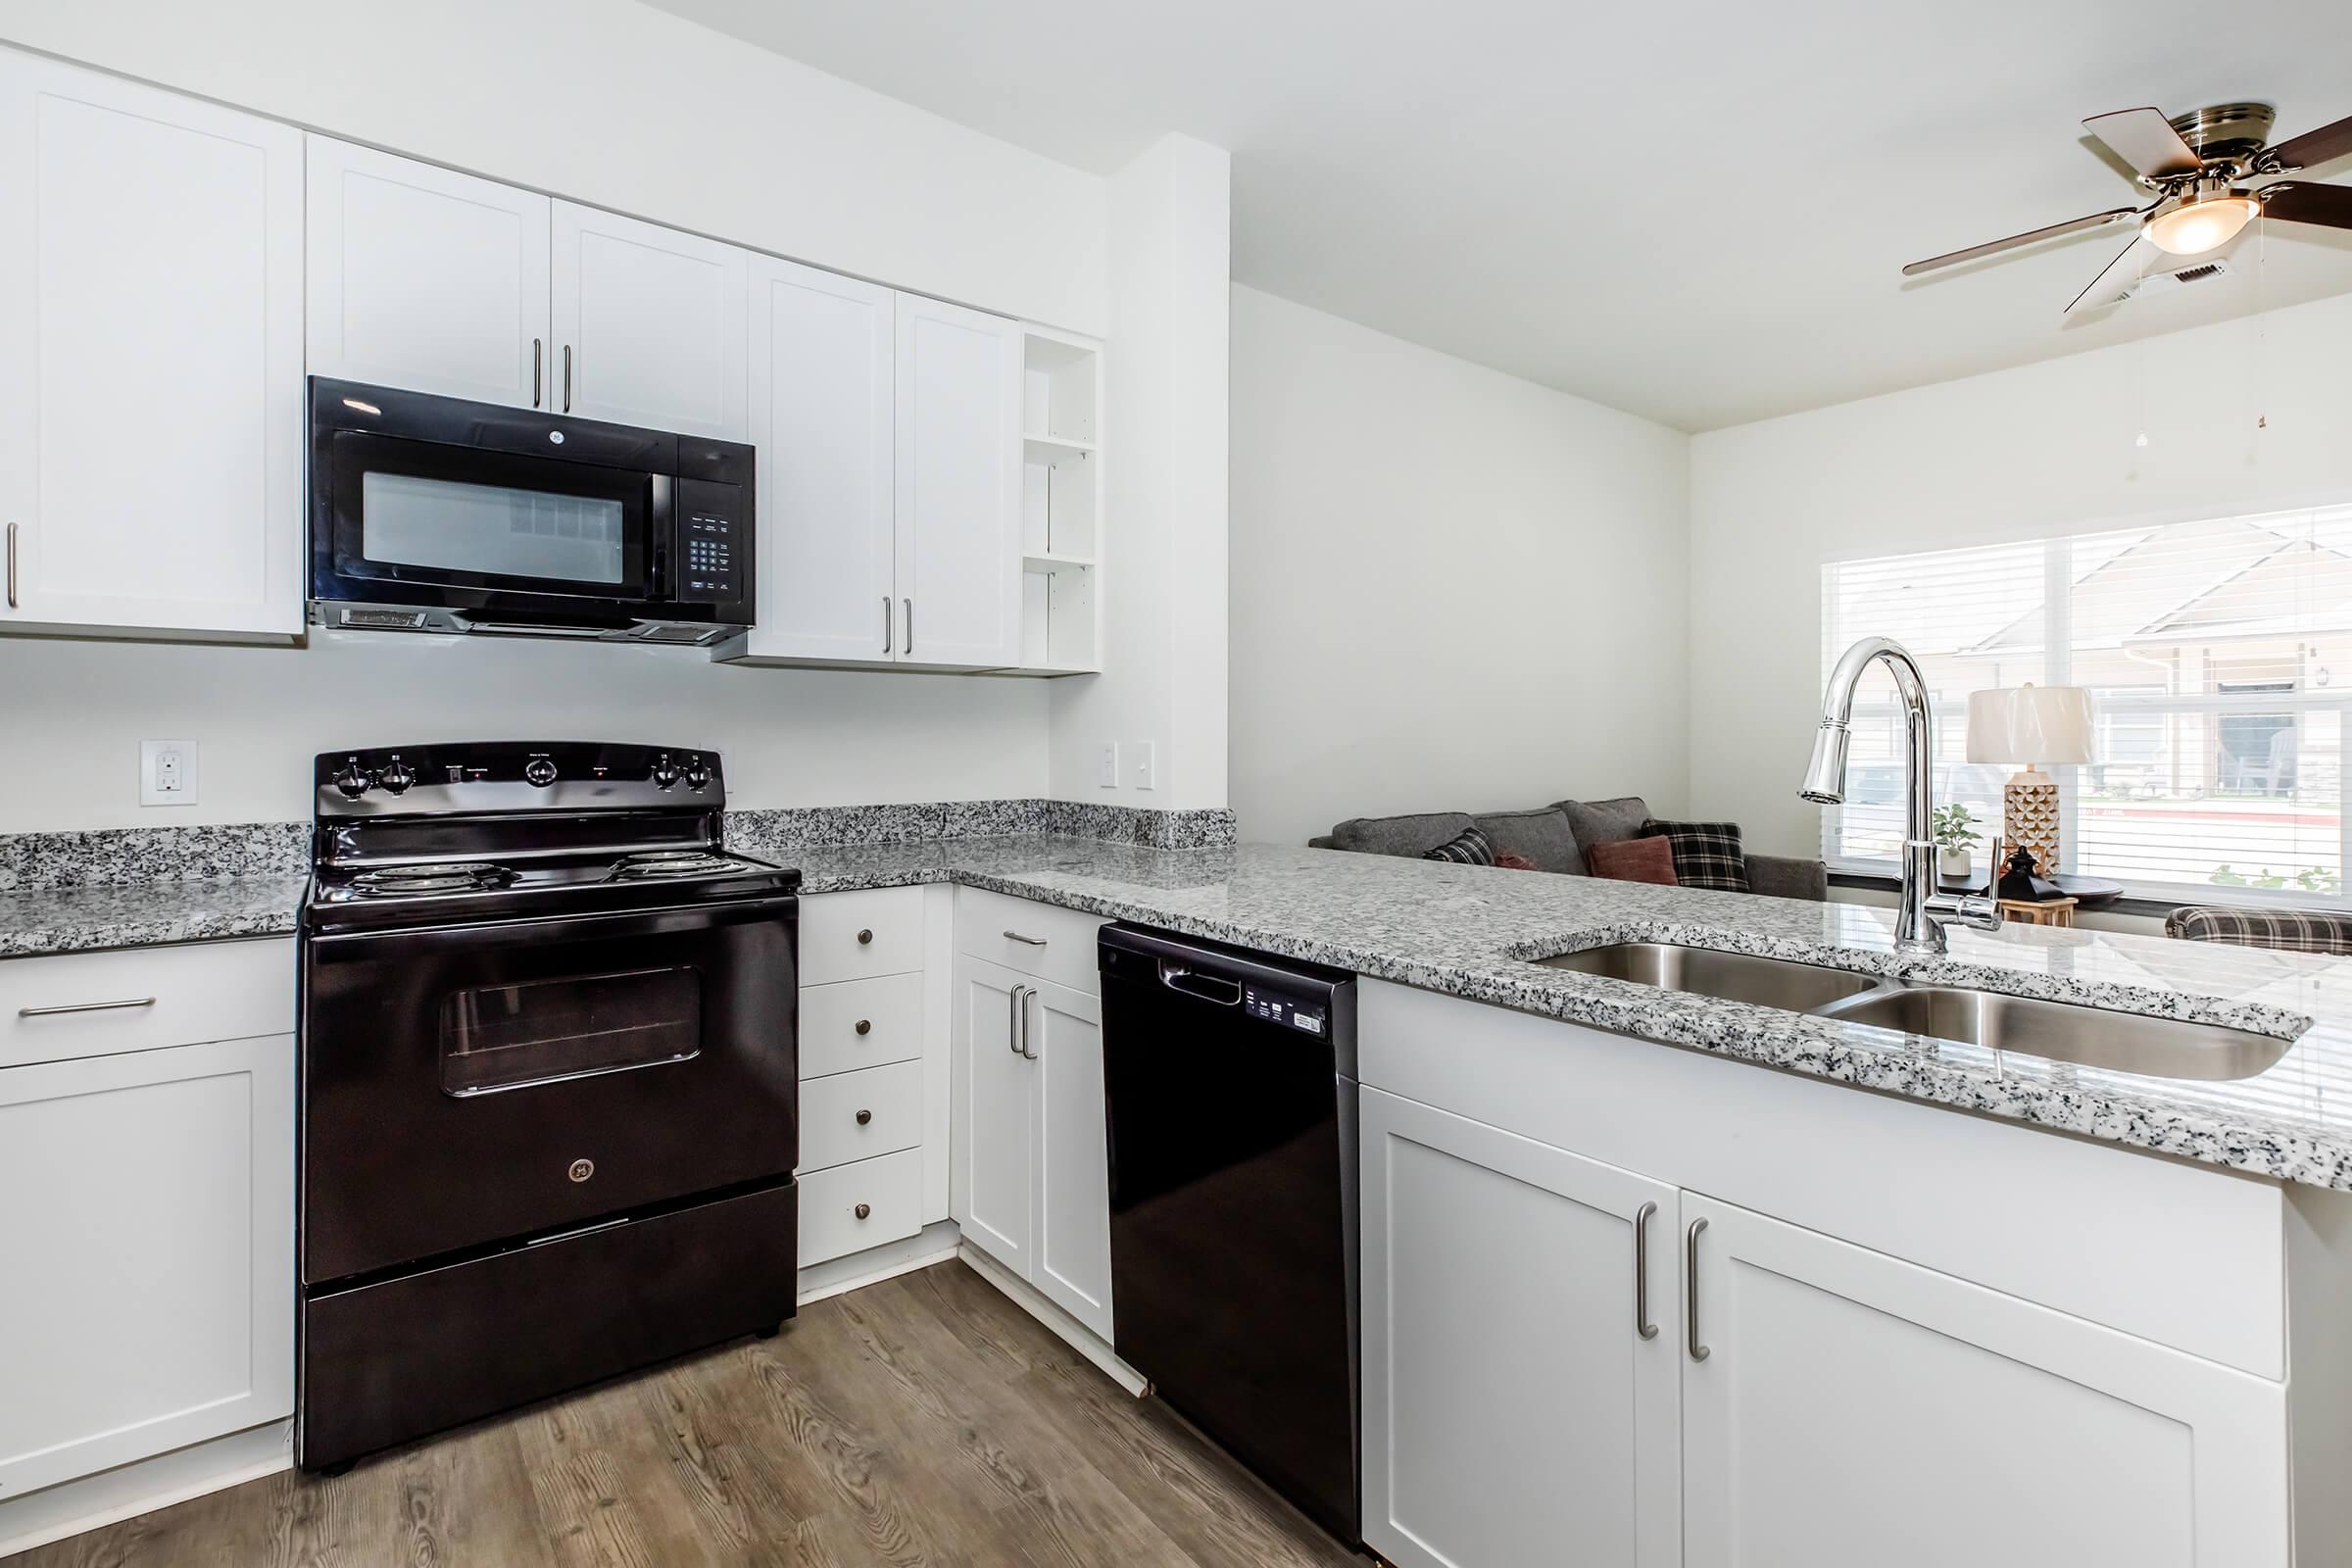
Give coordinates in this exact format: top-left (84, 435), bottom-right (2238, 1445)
top-left (1023, 433), bottom-right (1100, 467)
top-left (1022, 552), bottom-right (1096, 573)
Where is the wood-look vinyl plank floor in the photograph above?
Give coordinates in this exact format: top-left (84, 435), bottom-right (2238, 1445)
top-left (11, 1260), bottom-right (1362, 1568)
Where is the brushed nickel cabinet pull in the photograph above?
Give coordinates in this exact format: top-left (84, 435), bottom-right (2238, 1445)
top-left (19, 996), bottom-right (156, 1018)
top-left (1019, 988), bottom-right (1040, 1060)
top-left (1634, 1200), bottom-right (1659, 1342)
top-left (1003, 930), bottom-right (1048, 947)
top-left (903, 597), bottom-right (912, 655)
top-left (883, 595), bottom-right (894, 654)
top-left (562, 343), bottom-right (573, 413)
top-left (1007, 984), bottom-right (1028, 1055)
top-left (1686, 1216), bottom-right (1711, 1363)
top-left (532, 338), bottom-right (543, 407)
top-left (6, 521), bottom-right (16, 610)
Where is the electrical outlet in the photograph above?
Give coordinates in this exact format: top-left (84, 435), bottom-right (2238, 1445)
top-left (140, 739), bottom-right (198, 808)
top-left (1132, 741), bottom-right (1156, 791)
top-left (1098, 741), bottom-right (1120, 788)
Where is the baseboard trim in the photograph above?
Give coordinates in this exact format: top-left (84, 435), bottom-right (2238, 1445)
top-left (0, 1419), bottom-right (291, 1560)
top-left (956, 1241), bottom-right (1148, 1397)
top-left (798, 1219), bottom-right (963, 1307)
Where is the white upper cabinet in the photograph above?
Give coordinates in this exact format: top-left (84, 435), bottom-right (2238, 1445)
top-left (551, 202), bottom-right (747, 440)
top-left (895, 294), bottom-right (1023, 669)
top-left (737, 257), bottom-right (897, 662)
top-left (0, 52), bottom-right (304, 639)
top-left (305, 137), bottom-right (551, 410)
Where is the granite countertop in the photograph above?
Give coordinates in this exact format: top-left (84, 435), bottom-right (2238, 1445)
top-left (8, 835), bottom-right (2352, 1191)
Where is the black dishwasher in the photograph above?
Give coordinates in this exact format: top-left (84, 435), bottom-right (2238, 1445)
top-left (1099, 923), bottom-right (1361, 1546)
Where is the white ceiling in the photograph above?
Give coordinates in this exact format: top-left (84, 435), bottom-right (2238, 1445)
top-left (645, 0), bottom-right (2352, 431)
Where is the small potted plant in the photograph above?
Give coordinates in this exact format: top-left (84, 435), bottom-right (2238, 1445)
top-left (1932, 804), bottom-right (1980, 880)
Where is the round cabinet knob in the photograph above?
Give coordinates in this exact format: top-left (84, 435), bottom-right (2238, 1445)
top-left (855, 1018), bottom-right (872, 1036)
top-left (684, 759), bottom-right (712, 791)
top-left (854, 1202), bottom-right (872, 1220)
top-left (332, 757), bottom-right (372, 799)
top-left (378, 757), bottom-right (416, 796)
top-left (650, 754), bottom-right (681, 790)
top-left (522, 758), bottom-right (558, 788)
top-left (856, 1109), bottom-right (872, 1126)
top-left (857, 928), bottom-right (874, 946)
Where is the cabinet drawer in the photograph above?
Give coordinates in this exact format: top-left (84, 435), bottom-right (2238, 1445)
top-left (956, 887), bottom-right (1105, 995)
top-left (800, 972), bottom-right (923, 1080)
top-left (799, 888), bottom-right (926, 986)
top-left (0, 938), bottom-right (295, 1070)
top-left (799, 1148), bottom-right (922, 1266)
top-left (799, 1059), bottom-right (923, 1174)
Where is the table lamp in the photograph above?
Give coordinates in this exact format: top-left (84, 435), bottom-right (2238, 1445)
top-left (1966, 683), bottom-right (2094, 877)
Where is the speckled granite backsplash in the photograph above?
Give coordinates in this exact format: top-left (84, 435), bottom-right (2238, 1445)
top-left (0, 800), bottom-right (1237, 889)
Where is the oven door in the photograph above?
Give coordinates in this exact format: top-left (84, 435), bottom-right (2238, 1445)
top-left (324, 428), bottom-right (663, 608)
top-left (301, 897), bottom-right (797, 1286)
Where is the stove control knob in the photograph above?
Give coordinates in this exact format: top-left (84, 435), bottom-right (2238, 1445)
top-left (522, 758), bottom-right (559, 788)
top-left (684, 758), bottom-right (712, 792)
top-left (378, 757), bottom-right (416, 796)
top-left (651, 754), bottom-right (681, 790)
top-left (332, 757), bottom-right (372, 799)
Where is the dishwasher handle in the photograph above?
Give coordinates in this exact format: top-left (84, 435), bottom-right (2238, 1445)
top-left (1160, 961), bottom-right (1243, 1006)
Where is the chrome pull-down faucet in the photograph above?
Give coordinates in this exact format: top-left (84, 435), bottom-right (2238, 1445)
top-left (1801, 636), bottom-right (2002, 956)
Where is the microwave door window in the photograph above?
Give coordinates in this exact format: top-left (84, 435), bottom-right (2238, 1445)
top-left (364, 471), bottom-right (628, 586)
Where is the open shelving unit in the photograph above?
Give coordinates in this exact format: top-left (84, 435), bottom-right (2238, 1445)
top-left (1016, 326), bottom-right (1102, 673)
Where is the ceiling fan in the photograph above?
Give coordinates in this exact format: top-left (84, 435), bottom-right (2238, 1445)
top-left (1903, 102), bottom-right (2352, 312)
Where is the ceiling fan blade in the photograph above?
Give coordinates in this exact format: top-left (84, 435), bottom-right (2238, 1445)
top-left (2271, 113), bottom-right (2352, 172)
top-left (2083, 108), bottom-right (2203, 179)
top-left (1901, 207), bottom-right (2141, 276)
top-left (2064, 235), bottom-right (2150, 315)
top-left (2260, 181), bottom-right (2352, 231)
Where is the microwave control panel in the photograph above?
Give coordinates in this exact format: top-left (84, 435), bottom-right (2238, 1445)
top-left (680, 512), bottom-right (740, 599)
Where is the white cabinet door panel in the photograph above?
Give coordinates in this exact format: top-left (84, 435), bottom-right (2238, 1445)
top-left (552, 201), bottom-right (746, 439)
top-left (740, 256), bottom-right (896, 662)
top-left (1027, 979), bottom-right (1111, 1341)
top-left (951, 954), bottom-right (1033, 1275)
top-left (1682, 1196), bottom-right (2287, 1568)
top-left (1362, 1089), bottom-right (1683, 1568)
top-left (0, 54), bottom-right (303, 636)
top-left (305, 136), bottom-right (549, 410)
top-left (0, 1034), bottom-right (295, 1497)
top-left (893, 294), bottom-right (1021, 668)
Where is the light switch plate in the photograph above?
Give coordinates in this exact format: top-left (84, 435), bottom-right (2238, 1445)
top-left (1098, 741), bottom-right (1120, 788)
top-left (1132, 741), bottom-right (1156, 791)
top-left (140, 739), bottom-right (198, 808)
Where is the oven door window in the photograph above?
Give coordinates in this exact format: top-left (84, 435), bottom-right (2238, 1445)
top-left (439, 966), bottom-right (701, 1097)
top-left (330, 430), bottom-right (654, 597)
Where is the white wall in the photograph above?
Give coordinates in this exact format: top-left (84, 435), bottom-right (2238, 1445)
top-left (1227, 287), bottom-right (1691, 848)
top-left (0, 634), bottom-right (1048, 831)
top-left (0, 0), bottom-right (1105, 334)
top-left (1689, 288), bottom-right (2352, 862)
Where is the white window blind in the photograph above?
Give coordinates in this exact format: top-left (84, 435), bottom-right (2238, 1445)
top-left (1821, 503), bottom-right (2352, 906)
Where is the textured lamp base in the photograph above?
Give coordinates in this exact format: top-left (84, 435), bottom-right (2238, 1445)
top-left (2004, 768), bottom-right (2060, 876)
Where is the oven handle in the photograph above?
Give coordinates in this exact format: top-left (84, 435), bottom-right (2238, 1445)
top-left (306, 893), bottom-right (799, 956)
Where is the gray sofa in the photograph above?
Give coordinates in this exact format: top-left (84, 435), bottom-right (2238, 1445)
top-left (1309, 795), bottom-right (1829, 902)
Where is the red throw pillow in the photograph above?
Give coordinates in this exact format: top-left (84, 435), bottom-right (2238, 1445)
top-left (1494, 851), bottom-right (1539, 870)
top-left (1588, 836), bottom-right (1679, 885)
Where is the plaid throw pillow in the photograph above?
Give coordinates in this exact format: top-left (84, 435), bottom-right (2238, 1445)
top-left (1421, 824), bottom-right (1495, 865)
top-left (1642, 819), bottom-right (1750, 893)
top-left (2166, 906), bottom-right (2352, 956)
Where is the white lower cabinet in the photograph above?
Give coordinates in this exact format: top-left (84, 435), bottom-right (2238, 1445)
top-left (1681, 1195), bottom-right (2287, 1568)
top-left (1363, 1086), bottom-right (2290, 1568)
top-left (950, 952), bottom-right (1113, 1342)
top-left (0, 1030), bottom-right (295, 1499)
top-left (1361, 1088), bottom-right (1683, 1568)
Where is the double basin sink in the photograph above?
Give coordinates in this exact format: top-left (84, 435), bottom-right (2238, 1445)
top-left (1535, 942), bottom-right (2289, 1082)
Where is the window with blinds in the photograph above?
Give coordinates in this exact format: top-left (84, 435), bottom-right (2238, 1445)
top-left (1821, 502), bottom-right (2352, 906)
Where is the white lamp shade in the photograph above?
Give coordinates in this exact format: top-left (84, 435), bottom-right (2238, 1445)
top-left (1967, 684), bottom-right (2094, 766)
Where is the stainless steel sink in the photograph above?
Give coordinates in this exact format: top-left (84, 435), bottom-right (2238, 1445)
top-left (1533, 941), bottom-right (2291, 1083)
top-left (1534, 943), bottom-right (1883, 1012)
top-left (1815, 986), bottom-right (2290, 1082)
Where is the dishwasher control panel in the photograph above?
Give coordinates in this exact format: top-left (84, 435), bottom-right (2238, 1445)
top-left (1245, 986), bottom-right (1328, 1036)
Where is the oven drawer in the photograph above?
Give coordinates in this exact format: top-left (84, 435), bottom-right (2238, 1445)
top-left (800, 972), bottom-right (923, 1080)
top-left (956, 887), bottom-right (1105, 995)
top-left (799, 1147), bottom-right (921, 1265)
top-left (799, 888), bottom-right (925, 986)
top-left (799, 1059), bottom-right (922, 1174)
top-left (1, 938), bottom-right (294, 1070)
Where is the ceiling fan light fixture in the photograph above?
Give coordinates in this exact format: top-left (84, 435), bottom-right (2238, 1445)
top-left (2143, 194), bottom-right (2260, 256)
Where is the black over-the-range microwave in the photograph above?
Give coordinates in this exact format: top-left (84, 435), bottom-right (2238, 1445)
top-left (308, 377), bottom-right (755, 645)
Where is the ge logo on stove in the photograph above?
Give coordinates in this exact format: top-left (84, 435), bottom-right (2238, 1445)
top-left (567, 1158), bottom-right (595, 1183)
